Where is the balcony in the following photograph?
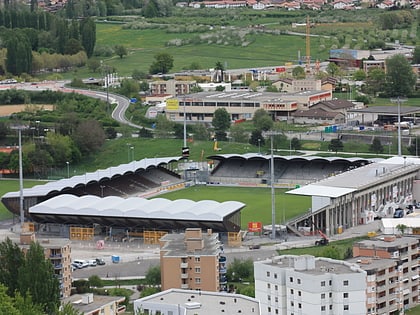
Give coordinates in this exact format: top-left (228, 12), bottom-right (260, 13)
top-left (49, 254), bottom-right (62, 259)
top-left (181, 273), bottom-right (188, 279)
top-left (219, 256), bottom-right (226, 263)
top-left (54, 264), bottom-right (63, 269)
top-left (181, 283), bottom-right (189, 289)
top-left (180, 262), bottom-right (188, 268)
top-left (220, 276), bottom-right (227, 284)
top-left (219, 268), bottom-right (227, 274)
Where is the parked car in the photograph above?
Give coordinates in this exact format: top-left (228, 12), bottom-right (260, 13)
top-left (88, 259), bottom-right (97, 267)
top-left (394, 208), bottom-right (404, 218)
top-left (95, 258), bottom-right (106, 265)
top-left (73, 259), bottom-right (89, 268)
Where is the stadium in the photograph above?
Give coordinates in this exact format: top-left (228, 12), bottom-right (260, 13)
top-left (2, 153), bottom-right (420, 244)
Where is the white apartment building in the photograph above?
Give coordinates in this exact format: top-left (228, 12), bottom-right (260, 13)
top-left (254, 255), bottom-right (367, 315)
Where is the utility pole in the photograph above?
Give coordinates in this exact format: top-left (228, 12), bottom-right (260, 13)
top-left (390, 97), bottom-right (407, 157)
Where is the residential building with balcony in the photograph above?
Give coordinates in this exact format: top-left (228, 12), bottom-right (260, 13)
top-left (254, 255), bottom-right (367, 315)
top-left (149, 79), bottom-right (197, 96)
top-left (160, 228), bottom-right (226, 292)
top-left (351, 235), bottom-right (420, 313)
top-left (134, 288), bottom-right (261, 315)
top-left (20, 233), bottom-right (72, 298)
top-left (62, 293), bottom-right (126, 315)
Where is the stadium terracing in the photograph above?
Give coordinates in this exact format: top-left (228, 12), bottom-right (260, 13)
top-left (2, 154), bottom-right (393, 235)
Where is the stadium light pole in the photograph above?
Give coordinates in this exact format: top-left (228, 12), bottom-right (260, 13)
top-left (66, 161), bottom-right (70, 178)
top-left (390, 96), bottom-right (407, 157)
top-left (183, 95), bottom-right (187, 148)
top-left (258, 138), bottom-right (261, 154)
top-left (11, 124), bottom-right (25, 228)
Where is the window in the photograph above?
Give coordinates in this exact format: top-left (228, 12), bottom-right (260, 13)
top-left (329, 293), bottom-right (332, 298)
top-left (267, 283), bottom-right (271, 289)
top-left (274, 273), bottom-right (277, 279)
top-left (194, 257), bottom-right (200, 262)
top-left (289, 277), bottom-right (294, 283)
top-left (343, 293), bottom-right (349, 298)
top-left (297, 279), bottom-right (301, 284)
top-left (329, 280), bottom-right (332, 286)
top-left (321, 306), bottom-right (326, 311)
top-left (195, 267), bottom-right (201, 273)
top-left (275, 285), bottom-right (278, 291)
top-left (290, 301), bottom-right (294, 307)
top-left (298, 303), bottom-right (302, 309)
top-left (298, 291), bottom-right (301, 297)
top-left (266, 271), bottom-right (271, 277)
top-left (275, 297), bottom-right (278, 302)
top-left (275, 309), bottom-right (279, 314)
top-left (343, 280), bottom-right (349, 286)
top-left (321, 293), bottom-right (326, 299)
top-left (290, 289), bottom-right (294, 294)
top-left (321, 281), bottom-right (326, 287)
top-left (268, 295), bottom-right (271, 301)
top-left (195, 277), bottom-right (201, 284)
top-left (268, 307), bottom-right (271, 312)
top-left (329, 305), bottom-right (332, 310)
top-left (344, 305), bottom-right (349, 311)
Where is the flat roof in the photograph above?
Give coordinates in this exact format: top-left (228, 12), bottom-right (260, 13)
top-left (134, 289), bottom-right (261, 315)
top-left (348, 105), bottom-right (420, 115)
top-left (287, 158), bottom-right (420, 198)
top-left (354, 235), bottom-right (418, 249)
top-left (160, 232), bottom-right (221, 256)
top-left (62, 294), bottom-right (125, 314)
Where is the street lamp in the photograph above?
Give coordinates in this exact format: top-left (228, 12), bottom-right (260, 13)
top-left (130, 146), bottom-right (134, 161)
top-left (66, 161), bottom-right (70, 178)
top-left (126, 143), bottom-right (131, 163)
top-left (258, 138), bottom-right (261, 154)
top-left (390, 97), bottom-right (407, 157)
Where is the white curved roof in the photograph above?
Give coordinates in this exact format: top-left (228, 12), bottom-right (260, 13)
top-left (29, 194), bottom-right (245, 221)
top-left (2, 156), bottom-right (181, 198)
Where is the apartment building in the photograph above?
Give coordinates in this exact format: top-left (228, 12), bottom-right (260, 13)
top-left (134, 288), bottom-right (261, 315)
top-left (159, 228), bottom-right (227, 292)
top-left (254, 255), bottom-right (367, 315)
top-left (149, 79), bottom-right (197, 96)
top-left (20, 233), bottom-right (72, 298)
top-left (351, 235), bottom-right (420, 314)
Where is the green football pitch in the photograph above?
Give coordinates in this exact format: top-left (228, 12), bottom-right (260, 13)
top-left (153, 186), bottom-right (311, 230)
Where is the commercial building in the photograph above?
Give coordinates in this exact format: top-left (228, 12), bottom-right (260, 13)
top-left (133, 288), bottom-right (261, 315)
top-left (351, 235), bottom-right (420, 314)
top-left (149, 79), bottom-right (197, 96)
top-left (254, 255), bottom-right (367, 315)
top-left (20, 233), bottom-right (72, 299)
top-left (160, 228), bottom-right (227, 292)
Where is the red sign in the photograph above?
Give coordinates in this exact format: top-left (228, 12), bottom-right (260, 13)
top-left (275, 67), bottom-right (286, 73)
top-left (248, 222), bottom-right (262, 232)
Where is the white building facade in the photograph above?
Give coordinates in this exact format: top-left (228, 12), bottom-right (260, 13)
top-left (254, 255), bottom-right (367, 315)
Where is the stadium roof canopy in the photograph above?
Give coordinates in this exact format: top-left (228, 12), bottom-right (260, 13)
top-left (29, 194), bottom-right (245, 231)
top-left (287, 157), bottom-right (420, 198)
top-left (2, 156), bottom-right (181, 199)
top-left (206, 153), bottom-right (382, 163)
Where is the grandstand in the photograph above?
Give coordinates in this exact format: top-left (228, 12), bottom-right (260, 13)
top-left (208, 154), bottom-right (374, 186)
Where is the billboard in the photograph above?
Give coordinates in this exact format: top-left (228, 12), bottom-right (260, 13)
top-left (248, 221), bottom-right (262, 233)
top-left (166, 99), bottom-right (179, 110)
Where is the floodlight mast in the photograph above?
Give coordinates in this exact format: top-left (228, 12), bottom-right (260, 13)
top-left (265, 131), bottom-right (283, 239)
top-left (390, 97), bottom-right (407, 157)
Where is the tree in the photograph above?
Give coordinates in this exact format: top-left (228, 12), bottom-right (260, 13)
top-left (214, 61), bottom-right (225, 82)
top-left (0, 237), bottom-right (25, 297)
top-left (396, 223), bottom-right (408, 235)
top-left (328, 138), bottom-right (343, 153)
top-left (132, 69), bottom-right (148, 80)
top-left (352, 69), bottom-right (366, 81)
top-left (87, 59), bottom-right (101, 73)
top-left (18, 242), bottom-right (60, 314)
top-left (365, 68), bottom-right (386, 96)
top-left (229, 123), bottom-right (249, 143)
top-left (72, 120), bottom-right (106, 155)
top-left (385, 54), bottom-right (417, 97)
top-left (326, 62), bottom-right (341, 77)
top-left (212, 108), bottom-right (230, 135)
top-left (227, 258), bottom-right (254, 282)
top-left (292, 66), bottom-right (305, 79)
top-left (252, 109), bottom-right (273, 131)
top-left (80, 17), bottom-right (96, 58)
top-left (88, 275), bottom-right (104, 288)
top-left (249, 130), bottom-right (264, 148)
top-left (370, 137), bottom-right (384, 155)
top-left (145, 265), bottom-right (161, 285)
top-left (57, 302), bottom-right (83, 315)
top-left (149, 52), bottom-right (174, 74)
top-left (413, 46), bottom-right (420, 64)
top-left (0, 284), bottom-right (20, 315)
top-left (291, 137), bottom-right (301, 151)
top-left (114, 45), bottom-right (128, 59)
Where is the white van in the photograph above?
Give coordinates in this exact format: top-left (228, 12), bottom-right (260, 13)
top-left (73, 259), bottom-right (89, 268)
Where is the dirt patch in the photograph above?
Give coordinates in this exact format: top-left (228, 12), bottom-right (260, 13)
top-left (0, 104), bottom-right (54, 116)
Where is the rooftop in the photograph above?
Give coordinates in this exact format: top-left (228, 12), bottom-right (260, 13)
top-left (160, 230), bottom-right (222, 256)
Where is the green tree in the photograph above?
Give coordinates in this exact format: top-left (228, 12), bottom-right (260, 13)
top-left (149, 52), bottom-right (174, 74)
top-left (114, 45), bottom-right (128, 59)
top-left (118, 79), bottom-right (140, 98)
top-left (227, 258), bottom-right (254, 282)
top-left (87, 59), bottom-right (101, 73)
top-left (328, 138), bottom-right (344, 153)
top-left (326, 62), bottom-right (341, 77)
top-left (292, 66), bottom-right (305, 79)
top-left (229, 123), bottom-right (249, 143)
top-left (370, 137), bottom-right (384, 154)
top-left (57, 302), bottom-right (83, 315)
top-left (412, 46), bottom-right (420, 64)
top-left (365, 68), bottom-right (386, 96)
top-left (145, 265), bottom-right (161, 285)
top-left (88, 275), bottom-right (104, 288)
top-left (191, 123), bottom-right (209, 141)
top-left (252, 109), bottom-right (273, 131)
top-left (143, 0), bottom-right (159, 18)
top-left (0, 237), bottom-right (25, 297)
top-left (291, 137), bottom-right (301, 151)
top-left (249, 130), bottom-right (264, 148)
top-left (212, 108), bottom-right (230, 135)
top-left (321, 246), bottom-right (341, 259)
top-left (0, 284), bottom-right (20, 315)
top-left (72, 120), bottom-right (106, 155)
top-left (352, 69), bottom-right (366, 81)
top-left (385, 54), bottom-right (417, 97)
top-left (132, 69), bottom-right (148, 80)
top-left (80, 17), bottom-right (96, 58)
top-left (18, 242), bottom-right (60, 314)
top-left (214, 61), bottom-right (225, 82)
